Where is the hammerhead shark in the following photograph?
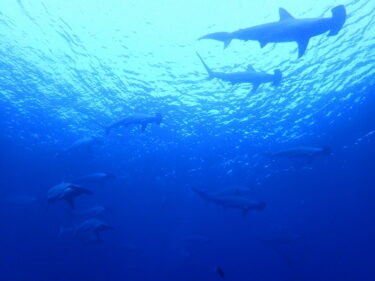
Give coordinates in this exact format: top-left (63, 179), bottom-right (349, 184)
top-left (191, 188), bottom-right (265, 216)
top-left (196, 52), bottom-right (282, 93)
top-left (269, 146), bottom-right (332, 163)
top-left (60, 219), bottom-right (113, 243)
top-left (105, 113), bottom-right (162, 134)
top-left (199, 5), bottom-right (346, 58)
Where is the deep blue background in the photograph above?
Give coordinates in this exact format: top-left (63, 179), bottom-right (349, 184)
top-left (1, 0), bottom-right (375, 280)
top-left (0, 84), bottom-right (374, 281)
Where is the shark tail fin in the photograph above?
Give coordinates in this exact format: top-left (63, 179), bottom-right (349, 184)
top-left (199, 32), bottom-right (232, 49)
top-left (196, 52), bottom-right (214, 80)
top-left (273, 69), bottom-right (282, 86)
top-left (329, 5), bottom-right (346, 36)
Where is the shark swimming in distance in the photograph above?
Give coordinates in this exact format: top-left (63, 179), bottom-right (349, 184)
top-left (75, 206), bottom-right (110, 218)
top-left (199, 5), bottom-right (346, 58)
top-left (191, 188), bottom-right (265, 216)
top-left (105, 113), bottom-right (163, 134)
top-left (47, 182), bottom-right (93, 209)
top-left (269, 146), bottom-right (332, 163)
top-left (56, 136), bottom-right (103, 157)
top-left (215, 185), bottom-right (254, 197)
top-left (59, 218), bottom-right (113, 243)
top-left (72, 172), bottom-right (116, 185)
top-left (196, 52), bottom-right (282, 93)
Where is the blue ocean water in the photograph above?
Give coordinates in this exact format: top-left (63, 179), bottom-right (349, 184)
top-left (0, 0), bottom-right (374, 280)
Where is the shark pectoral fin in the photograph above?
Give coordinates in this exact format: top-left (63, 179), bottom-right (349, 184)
top-left (279, 8), bottom-right (294, 21)
top-left (223, 39), bottom-right (232, 49)
top-left (259, 40), bottom-right (268, 48)
top-left (66, 198), bottom-right (75, 209)
top-left (297, 38), bottom-right (310, 58)
top-left (251, 83), bottom-right (261, 93)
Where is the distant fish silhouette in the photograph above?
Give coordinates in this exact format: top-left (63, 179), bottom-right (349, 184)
top-left (60, 218), bottom-right (113, 243)
top-left (196, 52), bottom-right (282, 93)
top-left (191, 188), bottom-right (265, 216)
top-left (72, 172), bottom-right (116, 185)
top-left (268, 146), bottom-right (332, 163)
top-left (199, 5), bottom-right (346, 58)
top-left (56, 136), bottom-right (102, 157)
top-left (47, 182), bottom-right (93, 209)
top-left (75, 206), bottom-right (110, 218)
top-left (215, 185), bottom-right (253, 197)
top-left (105, 113), bottom-right (163, 134)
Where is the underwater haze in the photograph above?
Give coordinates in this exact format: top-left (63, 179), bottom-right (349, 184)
top-left (0, 0), bottom-right (375, 280)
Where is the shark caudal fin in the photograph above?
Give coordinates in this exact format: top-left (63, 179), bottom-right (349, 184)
top-left (199, 32), bottom-right (232, 49)
top-left (329, 5), bottom-right (346, 36)
top-left (196, 52), bottom-right (214, 80)
top-left (273, 69), bottom-right (282, 86)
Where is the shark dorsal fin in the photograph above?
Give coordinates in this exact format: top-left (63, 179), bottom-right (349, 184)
top-left (279, 8), bottom-right (294, 21)
top-left (247, 65), bottom-right (255, 71)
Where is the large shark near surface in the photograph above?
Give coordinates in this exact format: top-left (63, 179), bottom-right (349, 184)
top-left (191, 188), bottom-right (265, 216)
top-left (196, 52), bottom-right (282, 93)
top-left (199, 5), bottom-right (346, 58)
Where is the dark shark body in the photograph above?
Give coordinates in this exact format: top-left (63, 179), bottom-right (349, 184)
top-left (106, 113), bottom-right (162, 134)
top-left (200, 5), bottom-right (346, 57)
top-left (216, 185), bottom-right (253, 197)
top-left (47, 182), bottom-right (93, 208)
top-left (191, 188), bottom-right (265, 216)
top-left (197, 53), bottom-right (282, 93)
